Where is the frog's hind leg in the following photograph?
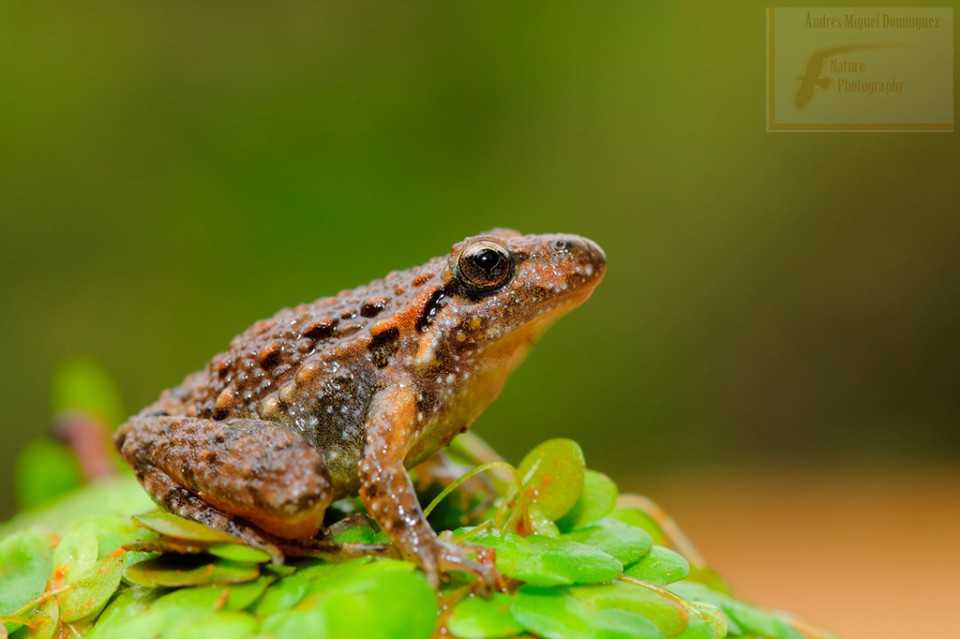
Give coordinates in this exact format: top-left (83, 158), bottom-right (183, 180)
top-left (115, 415), bottom-right (334, 550)
top-left (135, 462), bottom-right (287, 564)
top-left (130, 464), bottom-right (396, 565)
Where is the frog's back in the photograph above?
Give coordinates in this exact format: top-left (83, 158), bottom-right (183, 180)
top-left (158, 256), bottom-right (448, 425)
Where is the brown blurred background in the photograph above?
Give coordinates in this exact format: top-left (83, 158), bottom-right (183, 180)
top-left (0, 3), bottom-right (956, 637)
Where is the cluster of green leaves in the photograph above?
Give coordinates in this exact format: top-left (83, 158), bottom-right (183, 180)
top-left (1, 361), bottom-right (833, 638)
top-left (0, 437), bottom-right (833, 639)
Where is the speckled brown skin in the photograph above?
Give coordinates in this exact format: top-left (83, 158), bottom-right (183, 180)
top-left (115, 229), bottom-right (606, 587)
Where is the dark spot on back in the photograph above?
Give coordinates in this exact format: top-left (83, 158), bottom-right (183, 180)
top-left (302, 318), bottom-right (338, 340)
top-left (360, 297), bottom-right (390, 318)
top-left (412, 273), bottom-right (431, 287)
top-left (213, 355), bottom-right (233, 378)
top-left (368, 326), bottom-right (400, 368)
top-left (258, 343), bottom-right (283, 369)
top-left (416, 288), bottom-right (451, 332)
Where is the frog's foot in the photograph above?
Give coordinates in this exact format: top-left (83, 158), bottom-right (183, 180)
top-left (412, 537), bottom-right (500, 593)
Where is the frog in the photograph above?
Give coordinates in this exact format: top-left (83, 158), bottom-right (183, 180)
top-left (114, 229), bottom-right (606, 588)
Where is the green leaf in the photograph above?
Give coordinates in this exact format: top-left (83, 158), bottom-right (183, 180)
top-left (322, 570), bottom-right (437, 639)
top-left (253, 559), bottom-right (396, 617)
top-left (14, 440), bottom-right (84, 511)
top-left (252, 572), bottom-right (312, 616)
top-left (151, 576), bottom-right (274, 613)
top-left (83, 586), bottom-right (165, 639)
top-left (131, 511), bottom-right (238, 544)
top-left (51, 527), bottom-right (99, 584)
top-left (80, 515), bottom-right (152, 559)
top-left (527, 505), bottom-right (560, 537)
top-left (447, 593), bottom-right (525, 639)
top-left (517, 439), bottom-right (586, 521)
top-left (557, 470), bottom-right (618, 531)
top-left (562, 518), bottom-right (653, 565)
top-left (624, 546), bottom-right (690, 586)
top-left (673, 616), bottom-right (722, 639)
top-left (609, 508), bottom-right (667, 545)
top-left (207, 543), bottom-right (272, 564)
top-left (8, 597), bottom-right (59, 639)
top-left (570, 581), bottom-right (689, 637)
top-left (512, 586), bottom-right (663, 639)
top-left (58, 556), bottom-right (124, 622)
top-left (123, 555), bottom-right (260, 587)
top-left (163, 610), bottom-right (260, 639)
top-left (329, 524), bottom-right (377, 545)
top-left (261, 607), bottom-right (328, 639)
top-left (669, 582), bottom-right (805, 639)
top-left (474, 531), bottom-right (622, 587)
top-left (725, 603), bottom-right (804, 639)
top-left (260, 562), bottom-right (436, 639)
top-left (688, 602), bottom-right (727, 638)
top-left (0, 529), bottom-right (55, 631)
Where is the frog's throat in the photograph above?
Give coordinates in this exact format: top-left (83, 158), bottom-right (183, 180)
top-left (403, 310), bottom-right (568, 468)
top-left (412, 283), bottom-right (597, 368)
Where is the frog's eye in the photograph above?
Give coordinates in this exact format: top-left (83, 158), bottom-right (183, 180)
top-left (455, 240), bottom-right (513, 295)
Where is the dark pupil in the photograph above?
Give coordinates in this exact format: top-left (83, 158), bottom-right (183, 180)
top-left (473, 248), bottom-right (501, 272)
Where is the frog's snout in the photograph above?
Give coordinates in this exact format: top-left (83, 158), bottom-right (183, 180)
top-left (549, 234), bottom-right (606, 287)
top-left (578, 237), bottom-right (606, 274)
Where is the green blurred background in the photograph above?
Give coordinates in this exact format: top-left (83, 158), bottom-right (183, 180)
top-left (1, 1), bottom-right (957, 520)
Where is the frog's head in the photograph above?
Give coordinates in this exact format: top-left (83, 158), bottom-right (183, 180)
top-left (405, 229), bottom-right (605, 462)
top-left (419, 229), bottom-right (606, 373)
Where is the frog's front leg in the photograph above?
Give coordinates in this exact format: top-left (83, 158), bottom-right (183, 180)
top-left (115, 415), bottom-right (333, 552)
top-left (359, 384), bottom-right (497, 590)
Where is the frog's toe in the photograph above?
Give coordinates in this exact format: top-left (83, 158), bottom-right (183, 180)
top-left (434, 540), bottom-right (501, 594)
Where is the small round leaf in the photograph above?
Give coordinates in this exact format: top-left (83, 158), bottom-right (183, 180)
top-left (474, 531), bottom-right (622, 587)
top-left (131, 511), bottom-right (237, 544)
top-left (0, 529), bottom-right (54, 627)
top-left (8, 597), bottom-right (58, 639)
top-left (571, 581), bottom-right (690, 637)
top-left (517, 439), bottom-right (586, 521)
top-left (52, 527), bottom-right (99, 585)
top-left (624, 546), bottom-right (690, 586)
top-left (58, 556), bottom-right (124, 622)
top-left (447, 593), bottom-right (524, 639)
top-left (207, 544), bottom-right (272, 564)
top-left (557, 470), bottom-right (618, 531)
top-left (512, 586), bottom-right (662, 639)
top-left (562, 518), bottom-right (653, 565)
top-left (123, 555), bottom-right (260, 587)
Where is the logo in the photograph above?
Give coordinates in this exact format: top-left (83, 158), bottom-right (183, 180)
top-left (767, 8), bottom-right (953, 132)
top-left (794, 44), bottom-right (906, 110)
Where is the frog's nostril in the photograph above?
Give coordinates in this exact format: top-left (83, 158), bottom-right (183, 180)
top-left (551, 238), bottom-right (571, 253)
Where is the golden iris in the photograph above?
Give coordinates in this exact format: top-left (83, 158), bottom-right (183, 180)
top-left (456, 240), bottom-right (512, 293)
